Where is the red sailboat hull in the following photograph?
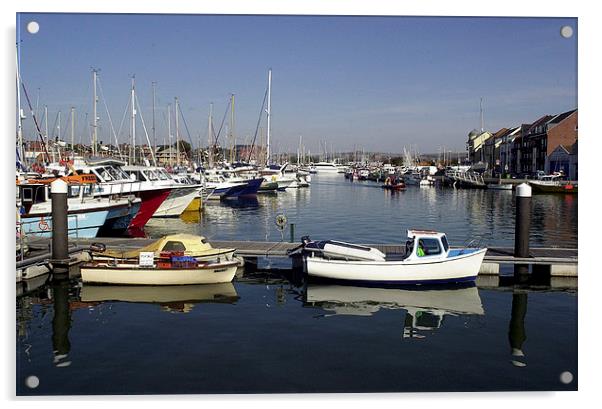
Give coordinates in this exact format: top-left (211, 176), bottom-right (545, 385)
top-left (128, 188), bottom-right (171, 230)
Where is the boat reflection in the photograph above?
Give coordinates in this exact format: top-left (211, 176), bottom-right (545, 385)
top-left (179, 209), bottom-right (202, 224)
top-left (80, 283), bottom-right (239, 313)
top-left (304, 283), bottom-right (484, 338)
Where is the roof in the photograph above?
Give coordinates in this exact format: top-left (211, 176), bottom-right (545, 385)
top-left (548, 109), bottom-right (577, 125)
top-left (407, 229), bottom-right (444, 239)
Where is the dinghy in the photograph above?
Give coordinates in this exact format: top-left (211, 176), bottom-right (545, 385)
top-left (80, 257), bottom-right (239, 285)
top-left (296, 230), bottom-right (487, 285)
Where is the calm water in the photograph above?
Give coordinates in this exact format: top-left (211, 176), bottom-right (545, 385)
top-left (16, 175), bottom-right (578, 395)
top-left (146, 175), bottom-right (578, 248)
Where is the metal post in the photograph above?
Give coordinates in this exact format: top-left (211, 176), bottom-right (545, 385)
top-left (290, 223), bottom-right (295, 243)
top-left (514, 183), bottom-right (532, 258)
top-left (51, 179), bottom-right (70, 276)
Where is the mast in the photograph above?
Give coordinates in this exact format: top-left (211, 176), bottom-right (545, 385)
top-left (175, 97), bottom-right (180, 167)
top-left (16, 41), bottom-right (25, 167)
top-left (152, 82), bottom-right (156, 159)
top-left (70, 107), bottom-right (75, 156)
top-left (92, 69), bottom-right (98, 156)
top-left (480, 97), bottom-right (484, 133)
top-left (130, 76), bottom-right (136, 165)
top-left (208, 103), bottom-right (213, 168)
top-left (44, 105), bottom-right (50, 161)
top-left (167, 103), bottom-right (172, 167)
top-left (230, 93), bottom-right (235, 163)
top-left (266, 68), bottom-right (272, 165)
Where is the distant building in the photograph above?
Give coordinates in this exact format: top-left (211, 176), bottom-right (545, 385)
top-left (547, 145), bottom-right (571, 176)
top-left (569, 140), bottom-right (578, 181)
top-left (472, 108), bottom-right (577, 178)
top-left (466, 129), bottom-right (493, 166)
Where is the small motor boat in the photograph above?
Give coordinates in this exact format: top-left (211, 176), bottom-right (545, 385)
top-left (381, 177), bottom-right (406, 190)
top-left (296, 230), bottom-right (487, 285)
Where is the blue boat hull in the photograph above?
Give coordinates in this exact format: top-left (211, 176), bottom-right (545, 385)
top-left (21, 210), bottom-right (109, 238)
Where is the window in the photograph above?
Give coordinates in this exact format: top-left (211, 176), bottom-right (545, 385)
top-left (418, 238), bottom-right (442, 256)
top-left (162, 241), bottom-right (187, 251)
top-left (441, 235), bottom-right (450, 252)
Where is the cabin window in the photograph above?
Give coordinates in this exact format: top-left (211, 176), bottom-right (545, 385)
top-left (418, 238), bottom-right (442, 256)
top-left (162, 241), bottom-right (187, 251)
top-left (22, 187), bottom-right (33, 202)
top-left (441, 236), bottom-right (449, 252)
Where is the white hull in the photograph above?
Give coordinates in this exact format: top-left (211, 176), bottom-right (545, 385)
top-left (306, 249), bottom-right (487, 284)
top-left (153, 186), bottom-right (200, 217)
top-left (81, 262), bottom-right (238, 285)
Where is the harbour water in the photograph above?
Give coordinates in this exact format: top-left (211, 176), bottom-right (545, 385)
top-left (16, 175), bottom-right (578, 394)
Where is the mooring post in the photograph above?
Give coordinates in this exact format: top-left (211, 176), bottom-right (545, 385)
top-left (51, 179), bottom-right (70, 277)
top-left (514, 183), bottom-right (532, 279)
top-left (514, 183), bottom-right (532, 258)
top-left (290, 223), bottom-right (295, 243)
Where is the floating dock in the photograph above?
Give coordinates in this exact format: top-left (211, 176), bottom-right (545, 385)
top-left (21, 237), bottom-right (577, 278)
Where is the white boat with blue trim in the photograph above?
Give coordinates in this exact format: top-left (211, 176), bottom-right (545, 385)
top-left (299, 230), bottom-right (487, 285)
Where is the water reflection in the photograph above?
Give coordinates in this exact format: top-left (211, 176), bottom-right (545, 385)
top-left (304, 283), bottom-right (484, 339)
top-left (51, 279), bottom-right (72, 367)
top-left (80, 283), bottom-right (239, 313)
top-left (508, 291), bottom-right (528, 367)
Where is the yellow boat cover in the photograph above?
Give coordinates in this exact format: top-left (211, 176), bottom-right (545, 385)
top-left (98, 234), bottom-right (235, 259)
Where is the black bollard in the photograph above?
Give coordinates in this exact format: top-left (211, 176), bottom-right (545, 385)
top-left (514, 183), bottom-right (532, 259)
top-left (51, 179), bottom-right (70, 276)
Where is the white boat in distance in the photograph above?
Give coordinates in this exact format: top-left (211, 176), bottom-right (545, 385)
top-left (299, 230), bottom-right (487, 285)
top-left (313, 162), bottom-right (341, 174)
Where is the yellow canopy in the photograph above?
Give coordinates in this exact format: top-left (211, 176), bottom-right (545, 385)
top-left (98, 234), bottom-right (235, 259)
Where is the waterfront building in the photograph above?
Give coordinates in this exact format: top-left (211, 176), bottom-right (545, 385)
top-left (569, 140), bottom-right (578, 181)
top-left (466, 129), bottom-right (493, 167)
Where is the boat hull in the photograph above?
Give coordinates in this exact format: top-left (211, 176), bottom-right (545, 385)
top-left (129, 188), bottom-right (172, 229)
top-left (21, 209), bottom-right (109, 238)
top-left (530, 182), bottom-right (577, 194)
top-left (81, 262), bottom-right (238, 285)
top-left (153, 186), bottom-right (200, 217)
top-left (305, 249), bottom-right (487, 284)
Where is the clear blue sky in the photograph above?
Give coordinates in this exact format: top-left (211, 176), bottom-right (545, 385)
top-left (17, 13), bottom-right (577, 154)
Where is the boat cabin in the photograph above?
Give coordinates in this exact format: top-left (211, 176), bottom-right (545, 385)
top-left (403, 230), bottom-right (450, 261)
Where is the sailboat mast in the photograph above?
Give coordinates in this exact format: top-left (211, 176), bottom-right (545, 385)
top-left (167, 104), bottom-right (172, 167)
top-left (16, 41), bottom-right (25, 166)
top-left (44, 105), bottom-right (50, 161)
top-left (175, 97), bottom-right (180, 167)
top-left (92, 69), bottom-right (98, 156)
top-left (266, 68), bottom-right (272, 165)
top-left (70, 107), bottom-right (75, 156)
top-left (208, 103), bottom-right (213, 168)
top-left (152, 82), bottom-right (156, 158)
top-left (130, 76), bottom-right (136, 165)
top-left (230, 93), bottom-right (235, 163)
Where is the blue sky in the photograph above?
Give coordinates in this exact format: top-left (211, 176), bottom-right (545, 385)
top-left (17, 13), bottom-right (577, 154)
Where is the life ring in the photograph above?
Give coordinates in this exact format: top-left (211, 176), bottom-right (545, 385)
top-left (38, 217), bottom-right (50, 231)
